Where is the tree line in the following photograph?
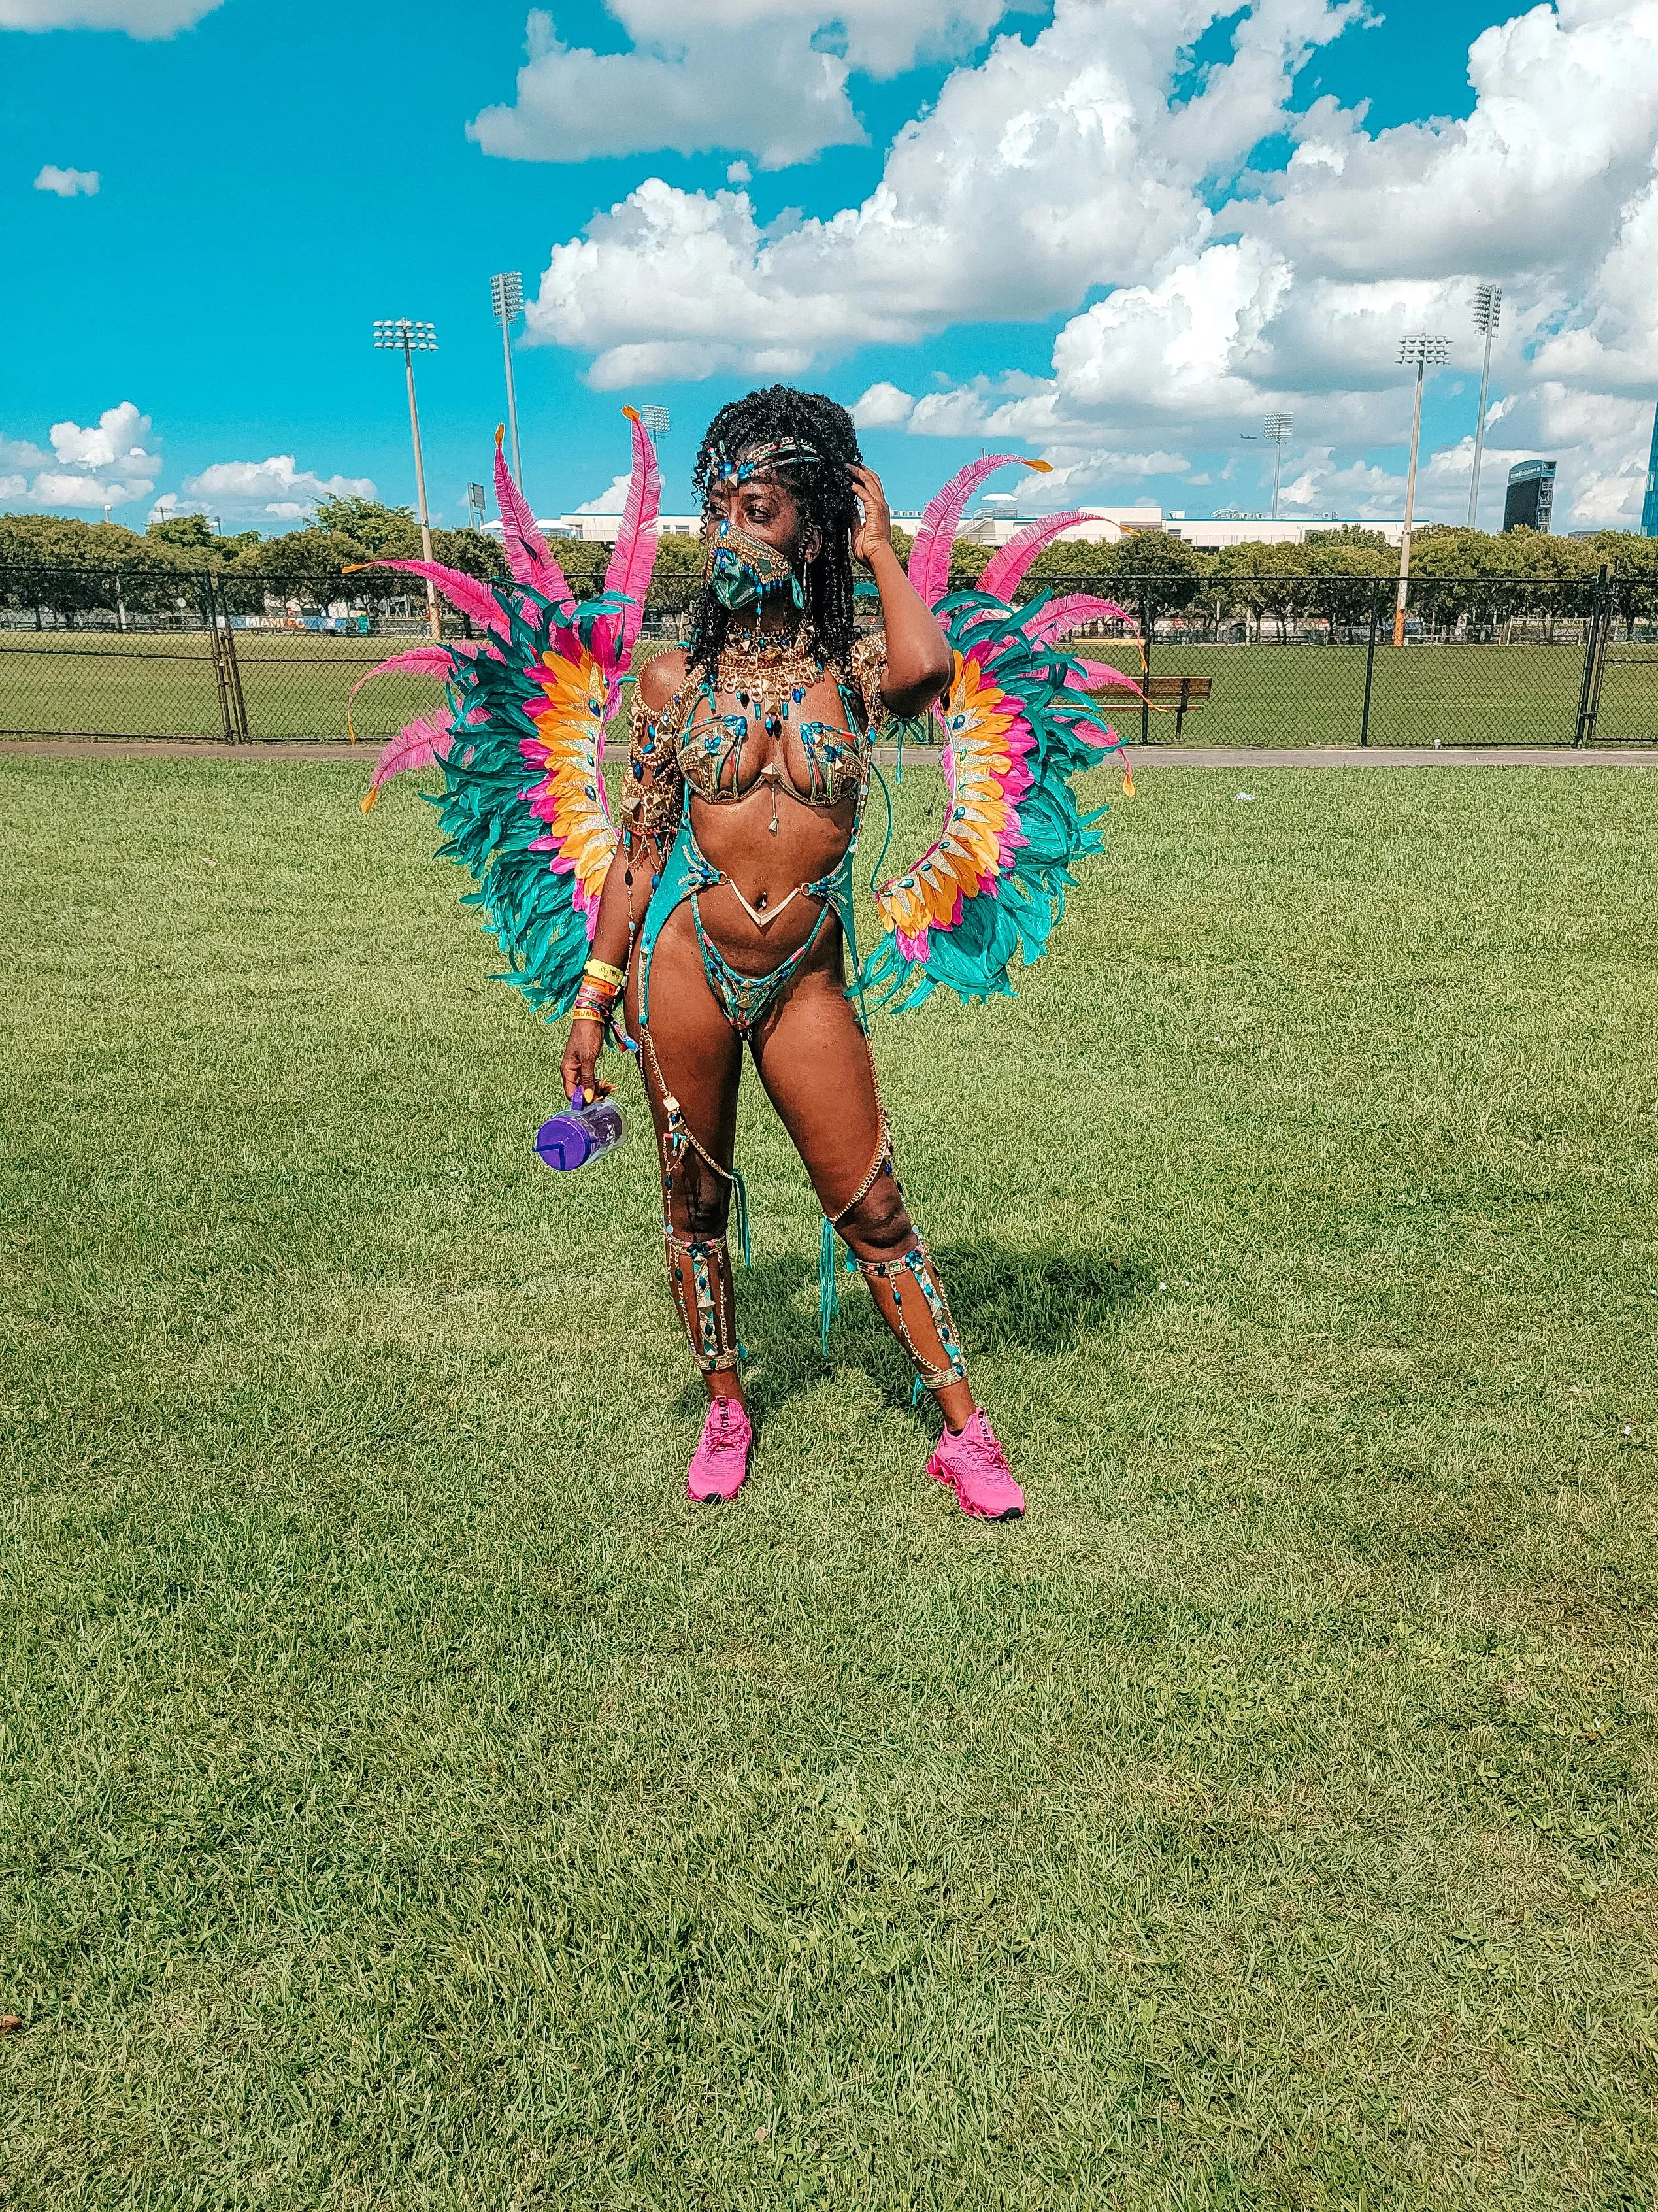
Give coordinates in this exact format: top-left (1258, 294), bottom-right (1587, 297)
top-left (5, 499), bottom-right (1655, 634)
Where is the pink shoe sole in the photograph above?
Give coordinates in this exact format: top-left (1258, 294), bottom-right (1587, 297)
top-left (926, 1454), bottom-right (1023, 1518)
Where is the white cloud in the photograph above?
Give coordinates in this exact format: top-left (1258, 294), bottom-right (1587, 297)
top-left (34, 164), bottom-right (99, 196)
top-left (510, 0), bottom-right (1658, 528)
top-left (574, 471), bottom-right (633, 514)
top-left (524, 0), bottom-right (1361, 382)
top-left (0, 0), bottom-right (223, 29)
top-left (0, 406), bottom-right (376, 523)
top-left (50, 399), bottom-right (155, 471)
top-left (1255, 3), bottom-right (1658, 282)
top-left (471, 3), bottom-right (1021, 167)
top-left (0, 401), bottom-right (163, 506)
top-left (850, 381), bottom-right (916, 428)
top-left (178, 456), bottom-right (378, 518)
top-left (894, 1), bottom-right (1658, 528)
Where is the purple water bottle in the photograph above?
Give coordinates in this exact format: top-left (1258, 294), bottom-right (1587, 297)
top-left (535, 1088), bottom-right (626, 1172)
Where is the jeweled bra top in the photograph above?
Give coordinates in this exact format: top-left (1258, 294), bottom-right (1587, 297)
top-left (636, 628), bottom-right (890, 814)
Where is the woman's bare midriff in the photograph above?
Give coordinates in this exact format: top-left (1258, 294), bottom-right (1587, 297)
top-left (676, 686), bottom-right (861, 979)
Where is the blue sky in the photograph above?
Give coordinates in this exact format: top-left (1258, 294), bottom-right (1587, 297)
top-left (5, 0), bottom-right (1655, 531)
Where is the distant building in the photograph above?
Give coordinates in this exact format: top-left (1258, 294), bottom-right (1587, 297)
top-left (1503, 460), bottom-right (1556, 534)
top-left (1642, 405), bottom-right (1658, 537)
top-left (484, 507), bottom-right (1421, 552)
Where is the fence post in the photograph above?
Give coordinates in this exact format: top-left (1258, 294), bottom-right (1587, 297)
top-left (1574, 563), bottom-right (1611, 748)
top-left (201, 575), bottom-right (237, 741)
top-left (1139, 593), bottom-right (1151, 747)
top-left (1359, 579), bottom-right (1379, 747)
top-left (206, 575), bottom-right (251, 742)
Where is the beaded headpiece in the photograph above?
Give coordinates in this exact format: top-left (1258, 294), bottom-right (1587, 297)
top-left (710, 437), bottom-right (821, 489)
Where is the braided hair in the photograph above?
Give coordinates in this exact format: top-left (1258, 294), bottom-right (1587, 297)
top-left (687, 384), bottom-right (863, 675)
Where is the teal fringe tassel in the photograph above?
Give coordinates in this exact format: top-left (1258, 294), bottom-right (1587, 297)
top-left (818, 1220), bottom-right (859, 1349)
top-left (732, 1169), bottom-right (752, 1270)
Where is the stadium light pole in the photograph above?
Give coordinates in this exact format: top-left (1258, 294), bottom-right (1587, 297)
top-left (465, 480), bottom-right (486, 531)
top-left (1393, 333), bottom-right (1450, 646)
top-left (1242, 414), bottom-right (1293, 518)
top-left (637, 405), bottom-right (671, 445)
top-left (1467, 285), bottom-right (1502, 529)
top-left (490, 271), bottom-right (525, 492)
top-left (373, 318), bottom-right (440, 640)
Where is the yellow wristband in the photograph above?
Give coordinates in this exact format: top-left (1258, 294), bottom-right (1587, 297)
top-left (582, 958), bottom-right (626, 989)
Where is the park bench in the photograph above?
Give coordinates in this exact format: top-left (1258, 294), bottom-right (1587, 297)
top-left (1144, 673), bottom-right (1212, 739)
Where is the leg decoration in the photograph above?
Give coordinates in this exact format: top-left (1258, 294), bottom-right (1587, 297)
top-left (642, 1025), bottom-right (751, 1266)
top-left (856, 1239), bottom-right (967, 1398)
top-left (818, 1037), bottom-right (891, 1348)
top-left (665, 1230), bottom-right (740, 1373)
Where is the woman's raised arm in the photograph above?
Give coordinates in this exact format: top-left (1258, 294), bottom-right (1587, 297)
top-left (850, 465), bottom-right (953, 718)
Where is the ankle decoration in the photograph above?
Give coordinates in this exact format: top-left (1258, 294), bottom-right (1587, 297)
top-left (666, 1230), bottom-right (740, 1373)
top-left (856, 1239), bottom-right (966, 1390)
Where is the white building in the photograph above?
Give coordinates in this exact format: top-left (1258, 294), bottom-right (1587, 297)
top-left (487, 508), bottom-right (1408, 551)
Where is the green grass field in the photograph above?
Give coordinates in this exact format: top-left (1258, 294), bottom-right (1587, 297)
top-left (3, 756), bottom-right (1655, 2208)
top-left (7, 629), bottom-right (1656, 746)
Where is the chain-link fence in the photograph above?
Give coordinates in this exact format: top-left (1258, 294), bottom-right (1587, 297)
top-left (2, 561), bottom-right (1653, 746)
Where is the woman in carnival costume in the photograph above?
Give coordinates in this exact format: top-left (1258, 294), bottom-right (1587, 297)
top-left (357, 385), bottom-right (1133, 1518)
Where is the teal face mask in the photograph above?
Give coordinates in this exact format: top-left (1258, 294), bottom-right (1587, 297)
top-left (705, 516), bottom-right (806, 611)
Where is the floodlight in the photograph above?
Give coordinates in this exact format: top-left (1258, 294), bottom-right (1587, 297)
top-left (373, 317), bottom-right (442, 637)
top-left (490, 274), bottom-right (527, 492)
top-left (637, 405), bottom-right (671, 441)
top-left (1393, 335), bottom-right (1450, 643)
top-left (1467, 290), bottom-right (1503, 526)
top-left (374, 318), bottom-right (438, 351)
top-left (1241, 414), bottom-right (1294, 517)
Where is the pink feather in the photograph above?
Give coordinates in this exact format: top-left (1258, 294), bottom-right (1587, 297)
top-left (598, 407), bottom-right (662, 673)
top-left (1069, 658), bottom-right (1146, 696)
top-left (359, 709), bottom-right (454, 813)
top-left (360, 560), bottom-right (509, 637)
top-left (907, 453), bottom-right (1042, 609)
top-left (1025, 593), bottom-right (1136, 645)
top-left (979, 512), bottom-right (1101, 604)
top-left (493, 430), bottom-right (576, 611)
top-left (345, 641), bottom-right (487, 745)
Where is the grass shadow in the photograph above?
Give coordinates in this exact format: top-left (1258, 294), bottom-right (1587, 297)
top-left (672, 1241), bottom-right (1160, 1422)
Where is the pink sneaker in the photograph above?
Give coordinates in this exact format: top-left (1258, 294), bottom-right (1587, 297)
top-left (686, 1396), bottom-right (752, 1503)
top-left (927, 1411), bottom-right (1025, 1520)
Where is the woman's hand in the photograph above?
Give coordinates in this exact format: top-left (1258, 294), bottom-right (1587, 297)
top-left (560, 1018), bottom-right (612, 1105)
top-left (850, 465), bottom-right (894, 565)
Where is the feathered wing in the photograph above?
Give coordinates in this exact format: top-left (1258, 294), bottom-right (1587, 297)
top-left (352, 439), bottom-right (652, 1018)
top-left (859, 590), bottom-right (1130, 1016)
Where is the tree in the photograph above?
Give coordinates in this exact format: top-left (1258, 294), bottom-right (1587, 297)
top-left (1104, 529), bottom-right (1204, 631)
top-left (1303, 534), bottom-right (1391, 635)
